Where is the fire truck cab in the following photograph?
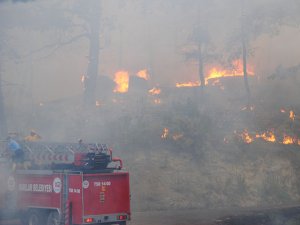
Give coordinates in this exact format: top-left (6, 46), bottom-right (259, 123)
top-left (0, 142), bottom-right (131, 225)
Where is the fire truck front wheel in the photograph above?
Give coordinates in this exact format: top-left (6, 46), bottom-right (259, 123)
top-left (46, 210), bottom-right (60, 225)
top-left (22, 210), bottom-right (47, 225)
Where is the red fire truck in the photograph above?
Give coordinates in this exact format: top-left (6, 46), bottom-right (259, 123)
top-left (0, 142), bottom-right (131, 225)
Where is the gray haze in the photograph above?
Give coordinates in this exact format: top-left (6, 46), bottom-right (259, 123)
top-left (1, 0), bottom-right (300, 213)
top-left (1, 1), bottom-right (299, 103)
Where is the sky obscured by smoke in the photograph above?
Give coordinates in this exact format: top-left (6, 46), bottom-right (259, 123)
top-left (1, 0), bottom-right (299, 101)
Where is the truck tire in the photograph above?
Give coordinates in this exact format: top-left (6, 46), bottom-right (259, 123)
top-left (27, 210), bottom-right (46, 225)
top-left (46, 211), bottom-right (60, 225)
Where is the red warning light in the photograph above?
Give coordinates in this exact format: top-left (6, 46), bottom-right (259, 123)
top-left (84, 218), bottom-right (94, 223)
top-left (118, 215), bottom-right (127, 220)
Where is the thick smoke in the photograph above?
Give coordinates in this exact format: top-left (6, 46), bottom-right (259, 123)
top-left (0, 0), bottom-right (33, 3)
top-left (0, 0), bottom-right (300, 219)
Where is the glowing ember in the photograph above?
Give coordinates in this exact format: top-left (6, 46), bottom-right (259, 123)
top-left (154, 99), bottom-right (162, 104)
top-left (113, 71), bottom-right (129, 93)
top-left (137, 69), bottom-right (149, 80)
top-left (172, 133), bottom-right (183, 141)
top-left (206, 59), bottom-right (254, 84)
top-left (149, 87), bottom-right (161, 95)
top-left (236, 130), bottom-right (253, 143)
top-left (282, 134), bottom-right (294, 145)
top-left (176, 81), bottom-right (200, 88)
top-left (161, 128), bottom-right (169, 139)
top-left (81, 75), bottom-right (86, 83)
top-left (255, 131), bottom-right (276, 142)
top-left (95, 100), bottom-right (101, 107)
top-left (289, 110), bottom-right (295, 121)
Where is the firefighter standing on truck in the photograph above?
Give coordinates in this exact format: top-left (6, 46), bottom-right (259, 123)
top-left (24, 130), bottom-right (42, 142)
top-left (6, 136), bottom-right (25, 171)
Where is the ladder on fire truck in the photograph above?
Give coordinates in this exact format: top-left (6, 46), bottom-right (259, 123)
top-left (21, 141), bottom-right (114, 170)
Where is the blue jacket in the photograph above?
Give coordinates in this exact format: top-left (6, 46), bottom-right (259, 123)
top-left (7, 139), bottom-right (21, 152)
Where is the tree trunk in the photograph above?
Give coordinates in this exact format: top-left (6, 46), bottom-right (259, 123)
top-left (84, 3), bottom-right (101, 107)
top-left (0, 66), bottom-right (8, 138)
top-left (241, 0), bottom-right (251, 102)
top-left (242, 36), bottom-right (250, 98)
top-left (198, 41), bottom-right (205, 89)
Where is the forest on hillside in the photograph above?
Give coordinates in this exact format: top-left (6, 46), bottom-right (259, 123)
top-left (1, 0), bottom-right (300, 211)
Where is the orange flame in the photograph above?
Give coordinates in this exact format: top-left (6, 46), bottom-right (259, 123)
top-left (113, 71), bottom-right (129, 93)
top-left (235, 130), bottom-right (253, 143)
top-left (290, 110), bottom-right (295, 121)
top-left (137, 69), bottom-right (149, 80)
top-left (282, 134), bottom-right (294, 145)
top-left (235, 129), bottom-right (300, 146)
top-left (243, 131), bottom-right (253, 143)
top-left (255, 131), bottom-right (276, 143)
top-left (161, 128), bottom-right (169, 139)
top-left (176, 59), bottom-right (254, 88)
top-left (149, 87), bottom-right (161, 95)
top-left (206, 59), bottom-right (254, 84)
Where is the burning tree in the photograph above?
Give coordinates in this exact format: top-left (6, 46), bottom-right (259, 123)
top-left (225, 0), bottom-right (254, 101)
top-left (184, 26), bottom-right (212, 90)
top-left (225, 0), bottom-right (300, 102)
top-left (241, 0), bottom-right (250, 99)
top-left (182, 0), bottom-right (216, 91)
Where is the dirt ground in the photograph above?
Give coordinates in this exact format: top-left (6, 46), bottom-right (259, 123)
top-left (1, 206), bottom-right (300, 225)
top-left (0, 209), bottom-right (222, 225)
top-left (129, 206), bottom-right (300, 225)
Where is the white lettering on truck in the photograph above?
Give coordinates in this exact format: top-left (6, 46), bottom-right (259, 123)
top-left (69, 188), bottom-right (81, 194)
top-left (94, 181), bottom-right (111, 187)
top-left (18, 183), bottom-right (52, 192)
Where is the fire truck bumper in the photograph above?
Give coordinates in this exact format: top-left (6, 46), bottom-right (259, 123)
top-left (83, 213), bottom-right (130, 224)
